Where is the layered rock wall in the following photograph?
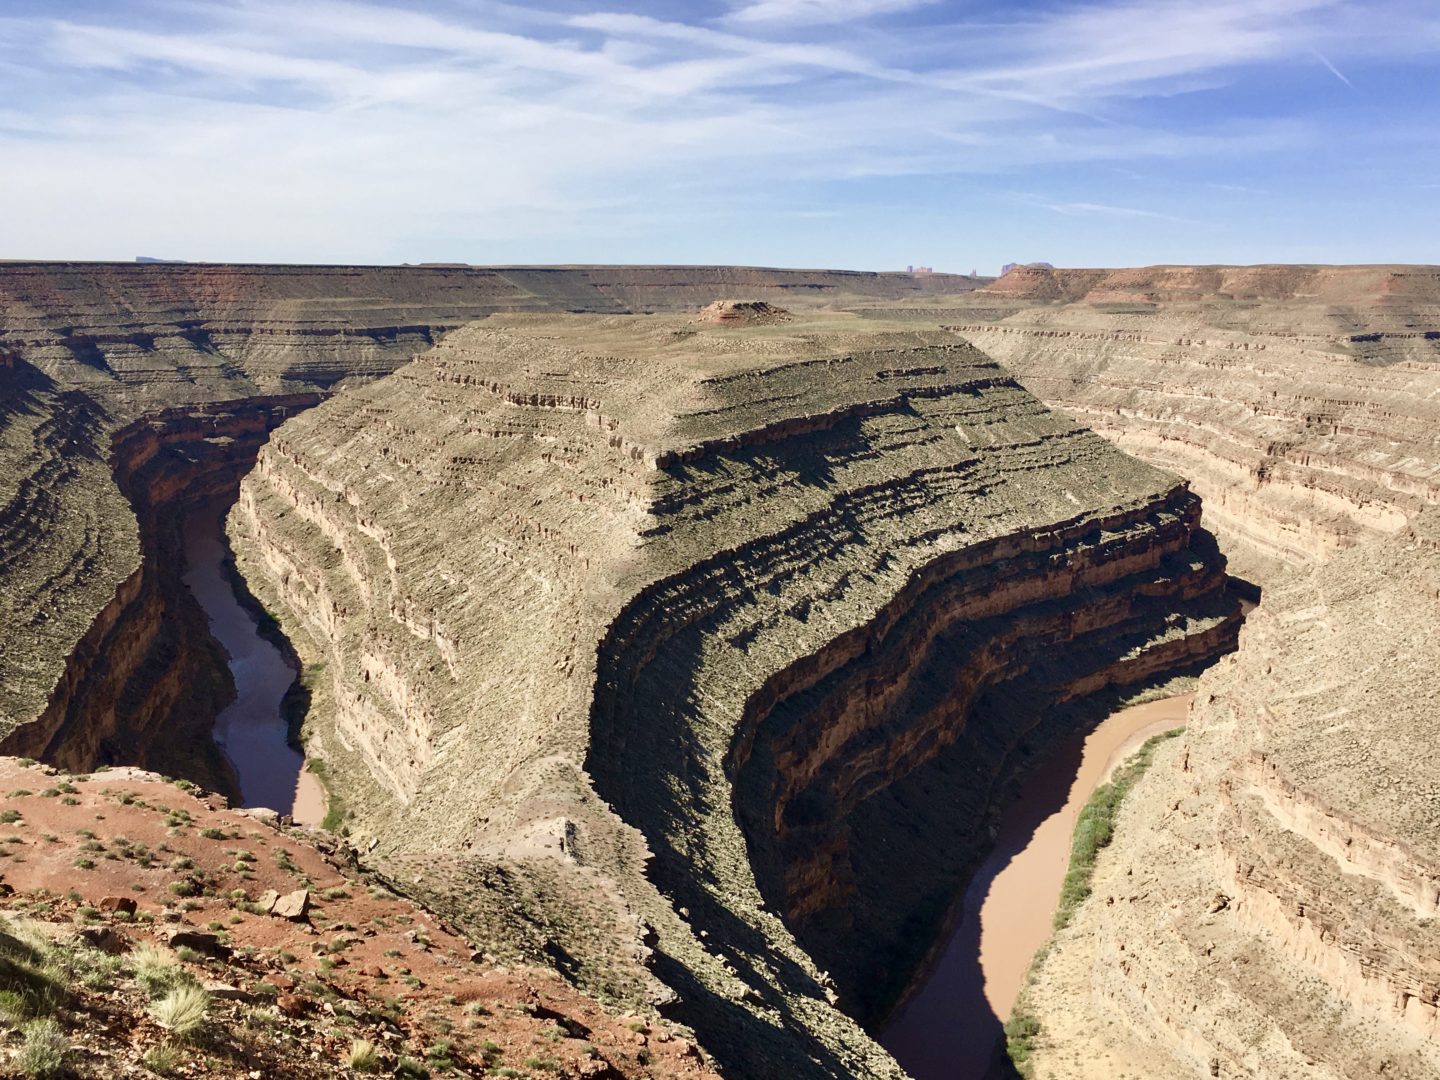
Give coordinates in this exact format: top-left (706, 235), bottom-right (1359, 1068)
top-left (0, 398), bottom-right (314, 788)
top-left (1019, 512), bottom-right (1440, 1080)
top-left (857, 265), bottom-right (1440, 583)
top-left (230, 313), bottom-right (1237, 1076)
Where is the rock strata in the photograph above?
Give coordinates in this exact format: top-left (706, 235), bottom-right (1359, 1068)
top-left (231, 312), bottom-right (1237, 1075)
top-left (860, 265), bottom-right (1440, 583)
top-left (1019, 511), bottom-right (1440, 1079)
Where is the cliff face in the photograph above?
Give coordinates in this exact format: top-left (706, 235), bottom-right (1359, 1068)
top-left (0, 397), bottom-right (315, 790)
top-left (1020, 511), bottom-right (1440, 1080)
top-left (861, 264), bottom-right (1440, 584)
top-left (230, 312), bottom-right (1236, 1076)
top-left (0, 262), bottom-right (989, 752)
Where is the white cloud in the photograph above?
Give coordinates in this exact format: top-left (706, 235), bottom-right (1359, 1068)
top-left (726, 0), bottom-right (939, 27)
top-left (0, 0), bottom-right (1437, 264)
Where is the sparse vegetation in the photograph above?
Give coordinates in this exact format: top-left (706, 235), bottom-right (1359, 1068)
top-left (1053, 728), bottom-right (1183, 931)
top-left (142, 1042), bottom-right (183, 1075)
top-left (150, 983), bottom-right (210, 1038)
top-left (17, 1018), bottom-right (69, 1078)
top-left (347, 1038), bottom-right (381, 1072)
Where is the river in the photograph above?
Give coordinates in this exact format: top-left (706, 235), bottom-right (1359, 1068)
top-left (882, 692), bottom-right (1195, 1079)
top-left (181, 511), bottom-right (325, 826)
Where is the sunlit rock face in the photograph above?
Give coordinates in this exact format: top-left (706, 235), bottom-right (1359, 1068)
top-left (1019, 511), bottom-right (1440, 1080)
top-left (233, 312), bottom-right (1236, 1076)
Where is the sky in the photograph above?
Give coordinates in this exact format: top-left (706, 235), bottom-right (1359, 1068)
top-left (2, 0), bottom-right (1438, 271)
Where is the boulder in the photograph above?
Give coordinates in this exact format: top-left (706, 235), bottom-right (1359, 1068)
top-left (271, 888), bottom-right (310, 921)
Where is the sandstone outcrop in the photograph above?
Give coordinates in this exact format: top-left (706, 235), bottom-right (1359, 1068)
top-left (1018, 510), bottom-right (1440, 1079)
top-left (858, 265), bottom-right (1440, 584)
top-left (229, 311), bottom-right (1237, 1075)
top-left (695, 299), bottom-right (791, 324)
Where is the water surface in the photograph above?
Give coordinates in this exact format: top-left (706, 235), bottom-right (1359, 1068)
top-left (182, 512), bottom-right (325, 826)
top-left (883, 693), bottom-right (1194, 1078)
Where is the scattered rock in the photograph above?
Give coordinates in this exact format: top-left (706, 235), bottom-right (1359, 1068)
top-left (167, 929), bottom-right (232, 959)
top-left (203, 980), bottom-right (251, 1001)
top-left (271, 888), bottom-right (310, 921)
top-left (75, 926), bottom-right (127, 954)
top-left (98, 895), bottom-right (136, 916)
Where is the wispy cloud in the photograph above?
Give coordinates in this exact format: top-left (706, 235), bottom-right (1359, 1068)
top-left (1311, 49), bottom-right (1354, 87)
top-left (0, 0), bottom-right (1436, 265)
top-left (1013, 192), bottom-right (1203, 226)
top-left (726, 0), bottom-right (938, 27)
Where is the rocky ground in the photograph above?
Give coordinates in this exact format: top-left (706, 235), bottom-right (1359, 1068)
top-left (0, 757), bottom-right (718, 1079)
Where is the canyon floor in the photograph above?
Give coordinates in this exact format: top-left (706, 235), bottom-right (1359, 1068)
top-left (0, 263), bottom-right (1437, 1078)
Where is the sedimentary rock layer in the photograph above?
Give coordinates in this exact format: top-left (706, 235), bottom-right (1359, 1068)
top-left (861, 265), bottom-right (1440, 583)
top-left (230, 312), bottom-right (1236, 1076)
top-left (0, 262), bottom-right (987, 749)
top-left (0, 261), bottom-right (985, 405)
top-left (1020, 511), bottom-right (1440, 1080)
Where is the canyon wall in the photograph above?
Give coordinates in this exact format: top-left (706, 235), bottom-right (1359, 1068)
top-left (858, 265), bottom-right (1440, 584)
top-left (0, 262), bottom-right (985, 752)
top-left (1018, 510), bottom-right (1440, 1080)
top-left (229, 311), bottom-right (1237, 1076)
top-left (0, 397), bottom-right (315, 790)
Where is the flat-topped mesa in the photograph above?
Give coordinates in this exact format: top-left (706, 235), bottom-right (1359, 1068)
top-left (231, 312), bottom-right (1239, 1076)
top-left (0, 263), bottom-right (993, 786)
top-left (1021, 510), bottom-right (1440, 1080)
top-left (910, 265), bottom-right (1440, 583)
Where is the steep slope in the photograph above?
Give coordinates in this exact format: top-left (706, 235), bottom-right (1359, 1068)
top-left (0, 262), bottom-right (987, 756)
top-left (857, 265), bottom-right (1440, 583)
top-left (0, 756), bottom-right (718, 1079)
top-left (230, 312), bottom-right (1238, 1076)
top-left (1019, 510), bottom-right (1440, 1080)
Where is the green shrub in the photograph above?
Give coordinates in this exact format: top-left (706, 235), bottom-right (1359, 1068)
top-left (131, 943), bottom-right (188, 997)
top-left (1053, 728), bottom-right (1182, 930)
top-left (17, 1018), bottom-right (69, 1078)
top-left (150, 984), bottom-right (209, 1038)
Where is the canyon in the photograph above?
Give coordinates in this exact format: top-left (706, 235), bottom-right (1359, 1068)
top-left (0, 261), bottom-right (1437, 1078)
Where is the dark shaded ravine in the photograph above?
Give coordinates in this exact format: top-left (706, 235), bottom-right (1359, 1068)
top-left (181, 511), bottom-right (324, 824)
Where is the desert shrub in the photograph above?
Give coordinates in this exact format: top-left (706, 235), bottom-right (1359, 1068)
top-left (150, 984), bottom-right (209, 1038)
top-left (143, 1042), bottom-right (182, 1075)
top-left (131, 943), bottom-right (188, 997)
top-left (347, 1038), bottom-right (381, 1073)
top-left (18, 1018), bottom-right (69, 1078)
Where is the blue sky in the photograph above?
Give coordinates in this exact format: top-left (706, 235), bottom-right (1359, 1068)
top-left (2, 0), bottom-right (1438, 271)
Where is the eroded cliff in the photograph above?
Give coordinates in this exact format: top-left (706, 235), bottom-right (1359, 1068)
top-left (230, 311), bottom-right (1237, 1075)
top-left (859, 265), bottom-right (1440, 584)
top-left (1018, 511), bottom-right (1440, 1080)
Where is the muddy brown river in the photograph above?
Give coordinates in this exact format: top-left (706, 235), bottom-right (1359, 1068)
top-left (182, 513), bottom-right (325, 826)
top-left (883, 693), bottom-right (1195, 1078)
